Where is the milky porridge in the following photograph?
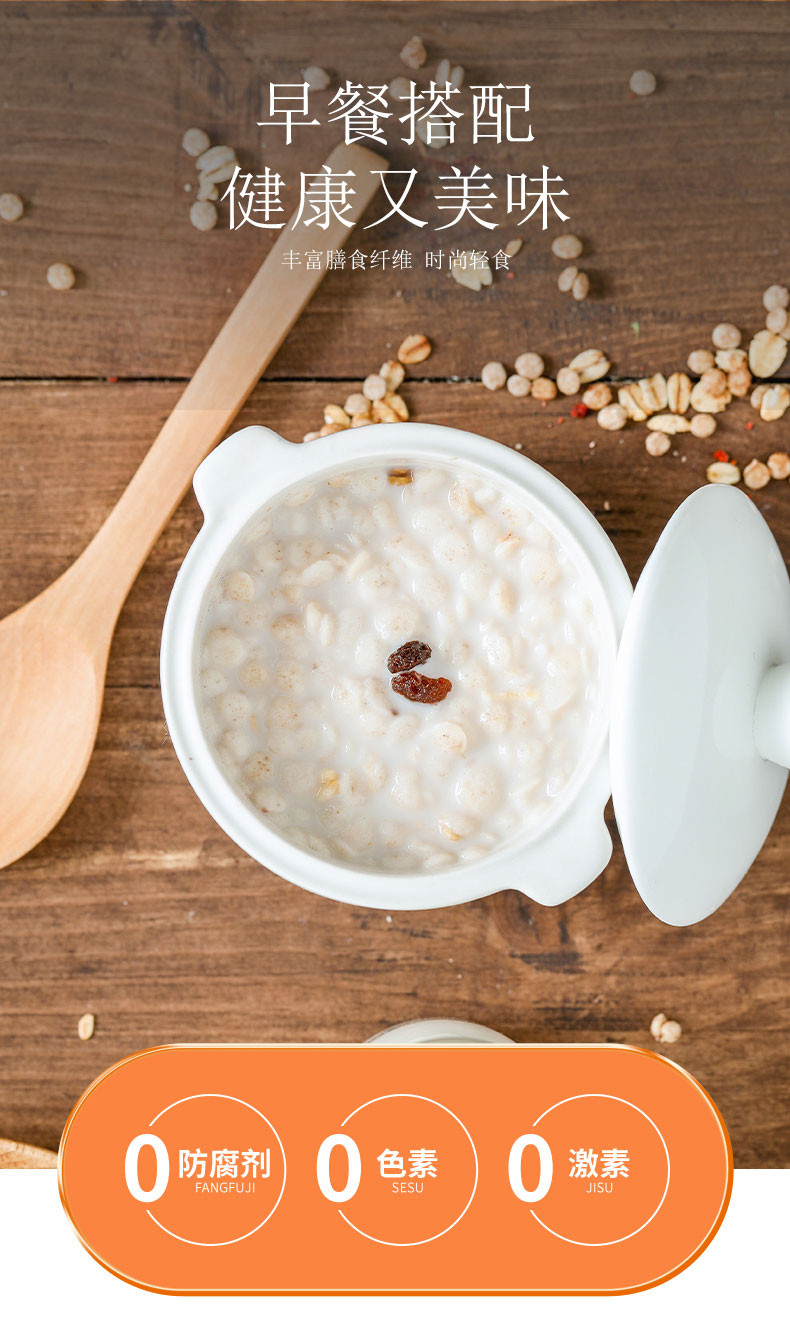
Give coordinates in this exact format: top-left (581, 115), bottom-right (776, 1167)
top-left (196, 463), bottom-right (603, 872)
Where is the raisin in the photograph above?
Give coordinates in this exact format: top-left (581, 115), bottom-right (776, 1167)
top-left (391, 671), bottom-right (452, 704)
top-left (387, 640), bottom-right (432, 674)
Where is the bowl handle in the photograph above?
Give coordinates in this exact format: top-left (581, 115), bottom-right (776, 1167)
top-left (193, 426), bottom-right (302, 519)
top-left (510, 796), bottom-right (613, 908)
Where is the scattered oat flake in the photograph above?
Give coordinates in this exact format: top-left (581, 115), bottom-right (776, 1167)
top-left (77, 1013), bottom-right (95, 1041)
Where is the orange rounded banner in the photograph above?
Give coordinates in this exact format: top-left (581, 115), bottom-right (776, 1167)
top-left (59, 1044), bottom-right (731, 1295)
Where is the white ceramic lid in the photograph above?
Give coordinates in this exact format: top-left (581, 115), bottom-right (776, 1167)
top-left (611, 484), bottom-right (790, 926)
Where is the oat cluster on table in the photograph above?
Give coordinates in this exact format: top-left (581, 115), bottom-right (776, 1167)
top-left (182, 130), bottom-right (241, 230)
top-left (476, 281), bottom-right (790, 491)
top-left (301, 335), bottom-right (431, 443)
top-left (552, 233), bottom-right (590, 301)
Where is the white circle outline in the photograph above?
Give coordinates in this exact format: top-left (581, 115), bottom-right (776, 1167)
top-left (334, 1092), bottom-right (478, 1248)
top-left (528, 1093), bottom-right (670, 1247)
top-left (141, 1093), bottom-right (286, 1248)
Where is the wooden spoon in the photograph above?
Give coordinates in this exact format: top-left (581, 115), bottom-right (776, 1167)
top-left (0, 142), bottom-right (387, 869)
top-left (0, 1137), bottom-right (58, 1168)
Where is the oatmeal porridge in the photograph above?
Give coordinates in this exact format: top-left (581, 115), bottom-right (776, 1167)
top-left (196, 463), bottom-right (603, 872)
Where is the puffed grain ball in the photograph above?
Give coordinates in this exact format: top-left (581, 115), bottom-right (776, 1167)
top-left (481, 361), bottom-right (507, 391)
top-left (514, 352), bottom-right (544, 380)
top-left (551, 233), bottom-right (582, 260)
top-left (699, 368), bottom-right (728, 397)
top-left (597, 403), bottom-right (627, 431)
top-left (689, 412), bottom-right (716, 438)
top-left (344, 392), bottom-right (370, 416)
top-left (302, 65), bottom-right (331, 91)
top-left (46, 261), bottom-right (76, 290)
top-left (768, 452), bottom-right (790, 480)
top-left (650, 1013), bottom-right (681, 1044)
top-left (645, 431), bottom-right (670, 456)
top-left (650, 1012), bottom-right (667, 1040)
top-left (582, 382), bottom-right (612, 410)
top-left (572, 271), bottom-right (590, 301)
top-left (728, 365), bottom-right (752, 398)
top-left (380, 358), bottom-right (405, 389)
top-left (714, 348), bottom-right (746, 373)
top-left (750, 384), bottom-right (769, 409)
top-left (712, 322), bottom-right (741, 350)
top-left (531, 376), bottom-right (557, 401)
top-left (362, 373), bottom-right (387, 401)
top-left (190, 200), bottom-right (218, 231)
top-left (556, 366), bottom-right (581, 395)
top-left (506, 373), bottom-right (530, 397)
top-left (182, 127), bottom-right (211, 157)
top-left (0, 191), bottom-right (24, 222)
top-left (630, 69), bottom-right (657, 96)
top-left (743, 459), bottom-right (771, 491)
top-left (688, 349), bottom-right (714, 374)
top-left (763, 284), bottom-right (789, 312)
top-left (766, 307), bottom-right (790, 335)
top-left (389, 76), bottom-right (412, 101)
top-left (400, 35), bottom-right (427, 69)
top-left (557, 264), bottom-right (578, 293)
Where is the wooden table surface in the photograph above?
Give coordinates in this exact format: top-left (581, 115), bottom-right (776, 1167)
top-left (0, 2), bottom-right (788, 1166)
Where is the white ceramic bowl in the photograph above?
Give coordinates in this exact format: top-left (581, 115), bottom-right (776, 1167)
top-left (366, 1019), bottom-right (513, 1046)
top-left (161, 423), bottom-right (632, 911)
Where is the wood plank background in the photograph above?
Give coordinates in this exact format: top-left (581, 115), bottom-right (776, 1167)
top-left (0, 1), bottom-right (788, 1167)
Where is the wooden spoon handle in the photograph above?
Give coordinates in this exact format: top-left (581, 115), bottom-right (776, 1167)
top-left (72, 142), bottom-right (387, 622)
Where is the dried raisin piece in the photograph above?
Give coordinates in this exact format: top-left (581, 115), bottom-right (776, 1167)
top-left (392, 670), bottom-right (452, 704)
top-left (387, 640), bottom-right (432, 674)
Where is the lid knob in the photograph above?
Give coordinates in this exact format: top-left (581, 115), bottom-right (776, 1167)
top-left (754, 663), bottom-right (790, 768)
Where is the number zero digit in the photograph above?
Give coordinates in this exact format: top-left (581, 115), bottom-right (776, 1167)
top-left (508, 1133), bottom-right (553, 1202)
top-left (316, 1133), bottom-right (362, 1203)
top-left (124, 1133), bottom-right (170, 1203)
